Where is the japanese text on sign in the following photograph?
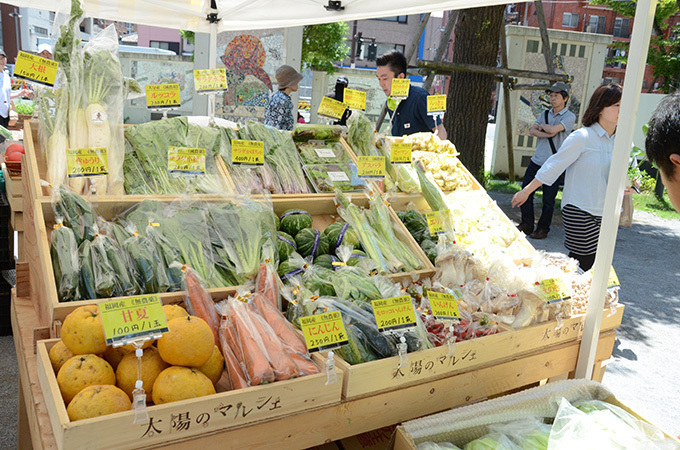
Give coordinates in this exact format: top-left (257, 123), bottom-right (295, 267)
top-left (372, 295), bottom-right (417, 333)
top-left (194, 68), bottom-right (228, 93)
top-left (392, 348), bottom-right (478, 379)
top-left (232, 140), bottom-right (265, 165)
top-left (357, 155), bottom-right (386, 178)
top-left (343, 88), bottom-right (367, 111)
top-left (99, 294), bottom-right (168, 345)
top-left (539, 278), bottom-right (572, 304)
top-left (318, 96), bottom-right (347, 119)
top-left (428, 290), bottom-right (462, 322)
top-left (327, 171), bottom-right (350, 182)
top-left (427, 95), bottom-right (447, 113)
top-left (168, 147), bottom-right (206, 174)
top-left (589, 266), bottom-right (620, 289)
top-left (426, 210), bottom-right (451, 236)
top-left (390, 142), bottom-right (412, 164)
top-left (145, 84), bottom-right (181, 108)
top-left (66, 148), bottom-right (109, 178)
top-left (300, 311), bottom-right (349, 352)
top-left (390, 78), bottom-right (410, 98)
top-left (14, 51), bottom-right (59, 87)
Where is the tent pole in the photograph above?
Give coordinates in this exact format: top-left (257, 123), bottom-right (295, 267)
top-left (207, 2), bottom-right (219, 121)
top-left (575, 0), bottom-right (657, 379)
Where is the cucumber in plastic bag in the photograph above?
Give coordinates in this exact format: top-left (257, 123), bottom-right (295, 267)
top-left (50, 223), bottom-right (81, 302)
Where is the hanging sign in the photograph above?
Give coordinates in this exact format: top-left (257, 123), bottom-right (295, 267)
top-left (194, 68), bottom-right (228, 93)
top-left (372, 295), bottom-right (417, 333)
top-left (390, 142), bottom-right (412, 164)
top-left (231, 139), bottom-right (265, 165)
top-left (390, 78), bottom-right (410, 98)
top-left (66, 148), bottom-right (108, 178)
top-left (428, 290), bottom-right (462, 322)
top-left (318, 96), bottom-right (347, 119)
top-left (343, 88), bottom-right (367, 111)
top-left (145, 84), bottom-right (181, 108)
top-left (427, 95), bottom-right (447, 113)
top-left (300, 311), bottom-right (349, 352)
top-left (539, 278), bottom-right (572, 304)
top-left (168, 147), bottom-right (206, 174)
top-left (357, 156), bottom-right (386, 178)
top-left (98, 294), bottom-right (169, 346)
top-left (14, 51), bottom-right (59, 87)
top-left (426, 210), bottom-right (452, 237)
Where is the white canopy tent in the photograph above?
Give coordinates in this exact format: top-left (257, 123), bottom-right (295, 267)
top-left (9, 0), bottom-right (660, 379)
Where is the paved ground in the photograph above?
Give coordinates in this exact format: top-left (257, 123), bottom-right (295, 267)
top-left (490, 190), bottom-right (680, 437)
top-left (0, 333), bottom-right (18, 449)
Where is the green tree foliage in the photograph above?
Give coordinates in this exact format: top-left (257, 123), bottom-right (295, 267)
top-left (302, 22), bottom-right (350, 74)
top-left (591, 0), bottom-right (680, 92)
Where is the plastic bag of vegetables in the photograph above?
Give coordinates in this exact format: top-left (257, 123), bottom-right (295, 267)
top-left (50, 219), bottom-right (81, 302)
top-left (52, 184), bottom-right (97, 245)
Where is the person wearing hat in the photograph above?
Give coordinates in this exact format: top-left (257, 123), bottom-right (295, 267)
top-left (264, 64), bottom-right (303, 131)
top-left (0, 47), bottom-right (32, 133)
top-left (37, 43), bottom-right (53, 60)
top-left (517, 81), bottom-right (577, 240)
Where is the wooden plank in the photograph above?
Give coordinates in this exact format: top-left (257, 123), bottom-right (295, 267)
top-left (36, 338), bottom-right (342, 450)
top-left (3, 165), bottom-right (23, 210)
top-left (328, 306), bottom-right (623, 400)
top-left (15, 261), bottom-right (30, 297)
top-left (393, 426), bottom-right (416, 450)
top-left (17, 379), bottom-right (32, 450)
top-left (156, 332), bottom-right (617, 450)
top-left (23, 120), bottom-right (49, 200)
top-left (11, 210), bottom-right (23, 232)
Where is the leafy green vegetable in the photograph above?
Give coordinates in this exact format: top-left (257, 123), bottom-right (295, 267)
top-left (53, 185), bottom-right (97, 244)
top-left (303, 163), bottom-right (366, 193)
top-left (51, 223), bottom-right (81, 302)
top-left (297, 141), bottom-right (351, 165)
top-left (15, 101), bottom-right (34, 116)
top-left (347, 111), bottom-right (381, 157)
top-left (292, 124), bottom-right (344, 143)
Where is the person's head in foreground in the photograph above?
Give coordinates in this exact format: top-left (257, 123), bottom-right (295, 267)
top-left (645, 93), bottom-right (680, 212)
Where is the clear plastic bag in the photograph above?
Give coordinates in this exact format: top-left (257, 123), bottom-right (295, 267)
top-left (181, 264), bottom-right (220, 348)
top-left (50, 218), bottom-right (81, 302)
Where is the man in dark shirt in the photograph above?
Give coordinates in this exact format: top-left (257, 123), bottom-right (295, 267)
top-left (376, 51), bottom-right (447, 139)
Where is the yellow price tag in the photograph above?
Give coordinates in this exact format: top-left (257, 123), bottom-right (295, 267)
top-left (145, 84), bottom-right (181, 108)
top-left (168, 147), bottom-right (206, 174)
top-left (300, 311), bottom-right (349, 352)
top-left (427, 94), bottom-right (447, 113)
top-left (14, 51), bottom-right (58, 87)
top-left (98, 294), bottom-right (169, 346)
top-left (539, 278), bottom-right (572, 304)
top-left (426, 210), bottom-right (452, 236)
top-left (390, 78), bottom-right (410, 98)
top-left (428, 290), bottom-right (462, 322)
top-left (607, 267), bottom-right (620, 288)
top-left (318, 96), bottom-right (347, 119)
top-left (194, 68), bottom-right (228, 93)
top-left (343, 88), bottom-right (366, 111)
top-left (357, 155), bottom-right (385, 178)
top-left (372, 295), bottom-right (417, 333)
top-left (66, 148), bottom-right (108, 178)
top-left (232, 139), bottom-right (265, 165)
top-left (390, 142), bottom-right (412, 164)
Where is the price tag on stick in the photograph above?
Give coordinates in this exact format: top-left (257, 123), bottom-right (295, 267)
top-left (427, 94), bottom-right (447, 114)
top-left (390, 78), bottom-right (410, 98)
top-left (232, 139), bottom-right (265, 165)
top-left (390, 142), bottom-right (412, 164)
top-left (428, 290), bottom-right (462, 322)
top-left (343, 88), bottom-right (367, 111)
top-left (98, 294), bottom-right (169, 347)
top-left (372, 295), bottom-right (417, 333)
top-left (194, 68), bottom-right (228, 93)
top-left (66, 148), bottom-right (109, 178)
top-left (539, 278), bottom-right (572, 304)
top-left (146, 84), bottom-right (181, 109)
top-left (426, 210), bottom-right (453, 237)
top-left (168, 147), bottom-right (206, 174)
top-left (300, 311), bottom-right (349, 352)
top-left (357, 155), bottom-right (386, 178)
top-left (14, 51), bottom-right (59, 87)
top-left (318, 96), bottom-right (347, 119)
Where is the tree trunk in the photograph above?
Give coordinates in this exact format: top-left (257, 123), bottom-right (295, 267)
top-left (444, 6), bottom-right (506, 180)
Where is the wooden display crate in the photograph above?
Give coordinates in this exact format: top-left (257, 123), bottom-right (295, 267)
top-left (323, 306), bottom-right (623, 400)
top-left (27, 192), bottom-right (433, 326)
top-left (36, 339), bottom-right (343, 450)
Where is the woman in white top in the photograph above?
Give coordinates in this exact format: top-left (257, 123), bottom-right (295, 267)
top-left (511, 84), bottom-right (624, 271)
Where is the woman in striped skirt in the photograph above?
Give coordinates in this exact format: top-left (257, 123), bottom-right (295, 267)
top-left (511, 84), bottom-right (628, 271)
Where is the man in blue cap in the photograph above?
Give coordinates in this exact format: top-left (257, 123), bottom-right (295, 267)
top-left (517, 82), bottom-right (576, 239)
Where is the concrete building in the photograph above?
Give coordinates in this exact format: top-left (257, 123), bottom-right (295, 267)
top-left (0, 5), bottom-right (55, 59)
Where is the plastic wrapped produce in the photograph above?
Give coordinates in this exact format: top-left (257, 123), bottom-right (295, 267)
top-left (293, 123), bottom-right (345, 143)
top-left (181, 265), bottom-right (220, 348)
top-left (50, 219), bottom-right (81, 302)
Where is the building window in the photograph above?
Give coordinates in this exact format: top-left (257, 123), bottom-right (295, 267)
top-left (33, 26), bottom-right (49, 36)
top-left (578, 45), bottom-right (586, 58)
top-left (150, 41), bottom-right (180, 54)
top-left (517, 135), bottom-right (524, 147)
top-left (613, 18), bottom-right (631, 38)
top-left (560, 43), bottom-right (568, 56)
top-left (569, 44), bottom-right (577, 57)
top-left (526, 40), bottom-right (539, 53)
top-left (373, 16), bottom-right (407, 24)
top-left (562, 12), bottom-right (579, 28)
top-left (588, 15), bottom-right (606, 34)
top-left (359, 42), bottom-right (404, 60)
top-left (527, 136), bottom-right (534, 148)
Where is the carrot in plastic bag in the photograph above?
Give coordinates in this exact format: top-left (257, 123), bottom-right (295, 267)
top-left (182, 265), bottom-right (220, 349)
top-left (247, 306), bottom-right (299, 381)
top-left (218, 315), bottom-right (249, 390)
top-left (229, 300), bottom-right (275, 385)
top-left (251, 293), bottom-right (307, 355)
top-left (288, 351), bottom-right (320, 376)
top-left (256, 262), bottom-right (279, 307)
